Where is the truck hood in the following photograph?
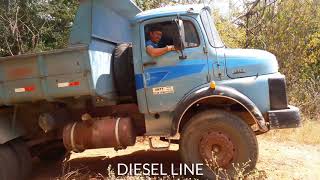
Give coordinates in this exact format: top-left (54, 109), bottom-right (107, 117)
top-left (225, 48), bottom-right (279, 78)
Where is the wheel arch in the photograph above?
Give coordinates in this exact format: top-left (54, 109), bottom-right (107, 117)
top-left (171, 83), bottom-right (269, 136)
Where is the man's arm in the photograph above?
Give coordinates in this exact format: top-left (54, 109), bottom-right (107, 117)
top-left (146, 45), bottom-right (175, 57)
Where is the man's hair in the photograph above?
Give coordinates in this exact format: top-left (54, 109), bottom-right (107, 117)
top-left (149, 25), bottom-right (162, 32)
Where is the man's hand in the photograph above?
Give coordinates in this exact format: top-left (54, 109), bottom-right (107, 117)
top-left (166, 45), bottom-right (175, 52)
top-left (146, 45), bottom-right (176, 57)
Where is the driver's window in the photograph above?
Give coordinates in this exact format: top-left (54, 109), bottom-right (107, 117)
top-left (144, 20), bottom-right (200, 49)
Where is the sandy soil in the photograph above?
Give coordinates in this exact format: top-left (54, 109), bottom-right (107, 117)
top-left (256, 138), bottom-right (320, 180)
top-left (30, 137), bottom-right (320, 180)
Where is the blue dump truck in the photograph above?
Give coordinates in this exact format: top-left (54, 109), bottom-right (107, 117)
top-left (0, 0), bottom-right (301, 179)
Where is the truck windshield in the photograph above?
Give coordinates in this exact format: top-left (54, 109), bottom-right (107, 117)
top-left (200, 10), bottom-right (224, 48)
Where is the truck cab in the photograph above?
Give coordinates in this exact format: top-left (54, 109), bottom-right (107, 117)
top-left (132, 5), bottom-right (299, 136)
top-left (0, 1), bottom-right (301, 179)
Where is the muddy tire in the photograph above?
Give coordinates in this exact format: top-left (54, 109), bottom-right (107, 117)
top-left (9, 139), bottom-right (32, 179)
top-left (0, 140), bottom-right (32, 180)
top-left (179, 109), bottom-right (258, 179)
top-left (0, 145), bottom-right (19, 180)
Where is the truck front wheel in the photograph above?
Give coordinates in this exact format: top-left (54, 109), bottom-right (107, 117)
top-left (179, 109), bottom-right (258, 178)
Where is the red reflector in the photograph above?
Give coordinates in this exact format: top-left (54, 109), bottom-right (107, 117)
top-left (69, 81), bottom-right (80, 86)
top-left (15, 86), bottom-right (35, 93)
top-left (24, 86), bottom-right (35, 92)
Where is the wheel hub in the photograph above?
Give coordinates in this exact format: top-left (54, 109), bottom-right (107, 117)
top-left (199, 131), bottom-right (235, 168)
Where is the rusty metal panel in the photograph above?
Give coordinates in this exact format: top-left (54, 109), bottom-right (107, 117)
top-left (1, 57), bottom-right (39, 81)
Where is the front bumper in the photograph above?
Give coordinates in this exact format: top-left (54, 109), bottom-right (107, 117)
top-left (268, 105), bottom-right (301, 129)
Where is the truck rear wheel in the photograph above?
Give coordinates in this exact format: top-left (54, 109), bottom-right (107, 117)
top-left (179, 109), bottom-right (258, 178)
top-left (9, 139), bottom-right (32, 178)
top-left (0, 144), bottom-right (19, 180)
top-left (0, 140), bottom-right (32, 180)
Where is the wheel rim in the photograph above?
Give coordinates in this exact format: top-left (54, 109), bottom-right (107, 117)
top-left (199, 131), bottom-right (235, 168)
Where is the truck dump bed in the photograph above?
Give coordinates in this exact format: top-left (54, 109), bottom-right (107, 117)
top-left (0, 45), bottom-right (112, 105)
top-left (0, 0), bottom-right (141, 106)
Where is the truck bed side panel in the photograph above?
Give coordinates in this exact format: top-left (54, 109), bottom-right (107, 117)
top-left (0, 46), bottom-right (108, 105)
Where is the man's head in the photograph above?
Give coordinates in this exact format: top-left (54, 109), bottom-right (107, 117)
top-left (149, 26), bottom-right (162, 44)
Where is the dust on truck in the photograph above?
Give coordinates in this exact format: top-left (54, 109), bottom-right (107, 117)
top-left (0, 0), bottom-right (301, 179)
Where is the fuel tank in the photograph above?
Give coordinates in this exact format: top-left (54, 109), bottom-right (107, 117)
top-left (63, 116), bottom-right (136, 152)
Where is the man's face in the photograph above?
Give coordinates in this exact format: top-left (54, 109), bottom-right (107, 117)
top-left (149, 31), bottom-right (162, 44)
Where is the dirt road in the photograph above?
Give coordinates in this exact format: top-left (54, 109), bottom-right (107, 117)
top-left (257, 138), bottom-right (320, 179)
top-left (30, 137), bottom-right (320, 180)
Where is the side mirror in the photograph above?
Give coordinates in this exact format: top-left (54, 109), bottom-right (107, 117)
top-left (173, 18), bottom-right (187, 59)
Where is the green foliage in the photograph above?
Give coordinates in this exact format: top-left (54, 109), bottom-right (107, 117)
top-left (133, 0), bottom-right (203, 10)
top-left (213, 10), bottom-right (246, 48)
top-left (134, 0), bottom-right (171, 11)
top-left (37, 0), bottom-right (79, 51)
top-left (251, 0), bottom-right (319, 119)
top-left (0, 0), bottom-right (78, 56)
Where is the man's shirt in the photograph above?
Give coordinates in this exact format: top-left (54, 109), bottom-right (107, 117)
top-left (146, 40), bottom-right (158, 48)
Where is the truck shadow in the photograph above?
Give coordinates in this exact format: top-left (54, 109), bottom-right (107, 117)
top-left (31, 149), bottom-right (183, 179)
top-left (65, 150), bottom-right (182, 177)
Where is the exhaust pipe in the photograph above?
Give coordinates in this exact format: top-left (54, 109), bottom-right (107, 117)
top-left (63, 116), bottom-right (136, 152)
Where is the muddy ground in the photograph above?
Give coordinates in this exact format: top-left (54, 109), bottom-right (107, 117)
top-left (30, 136), bottom-right (320, 180)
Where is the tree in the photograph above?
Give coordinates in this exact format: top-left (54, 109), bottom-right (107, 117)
top-left (0, 0), bottom-right (78, 56)
top-left (134, 0), bottom-right (171, 10)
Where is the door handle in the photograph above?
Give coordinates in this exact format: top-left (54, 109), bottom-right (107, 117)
top-left (143, 61), bottom-right (157, 67)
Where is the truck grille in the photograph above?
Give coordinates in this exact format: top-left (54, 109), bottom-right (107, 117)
top-left (268, 77), bottom-right (288, 110)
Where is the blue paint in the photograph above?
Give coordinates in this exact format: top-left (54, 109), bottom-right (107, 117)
top-left (135, 63), bottom-right (206, 90)
top-left (135, 74), bottom-right (144, 90)
top-left (70, 0), bottom-right (141, 45)
top-left (223, 48), bottom-right (279, 79)
top-left (146, 71), bottom-right (168, 87)
top-left (134, 4), bottom-right (207, 22)
top-left (145, 64), bottom-right (205, 87)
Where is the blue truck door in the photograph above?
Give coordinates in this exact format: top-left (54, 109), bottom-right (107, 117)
top-left (140, 16), bottom-right (210, 113)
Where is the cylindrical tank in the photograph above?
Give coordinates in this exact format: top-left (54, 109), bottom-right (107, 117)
top-left (63, 116), bottom-right (136, 152)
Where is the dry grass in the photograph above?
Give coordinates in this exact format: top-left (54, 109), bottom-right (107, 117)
top-left (60, 163), bottom-right (264, 180)
top-left (205, 154), bottom-right (267, 180)
top-left (261, 120), bottom-right (320, 145)
top-left (60, 165), bottom-right (191, 180)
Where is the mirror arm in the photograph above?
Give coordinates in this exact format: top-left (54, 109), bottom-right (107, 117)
top-left (179, 50), bottom-right (187, 60)
top-left (174, 15), bottom-right (187, 60)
